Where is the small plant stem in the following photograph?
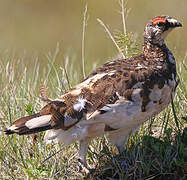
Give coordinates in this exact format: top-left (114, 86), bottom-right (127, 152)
top-left (40, 148), bottom-right (63, 165)
top-left (171, 94), bottom-right (181, 134)
top-left (119, 0), bottom-right (128, 55)
top-left (97, 18), bottom-right (125, 58)
top-left (82, 4), bottom-right (88, 79)
top-left (120, 0), bottom-right (127, 35)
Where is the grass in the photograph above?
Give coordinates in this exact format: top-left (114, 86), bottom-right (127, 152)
top-left (0, 54), bottom-right (186, 180)
top-left (0, 3), bottom-right (187, 180)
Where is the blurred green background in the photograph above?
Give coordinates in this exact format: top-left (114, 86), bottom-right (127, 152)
top-left (0, 0), bottom-right (186, 68)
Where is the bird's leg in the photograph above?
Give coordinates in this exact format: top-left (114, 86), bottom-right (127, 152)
top-left (108, 127), bottom-right (140, 154)
top-left (78, 138), bottom-right (90, 173)
top-left (107, 130), bottom-right (130, 154)
top-left (116, 143), bottom-right (125, 154)
top-left (115, 137), bottom-right (128, 154)
top-left (112, 135), bottom-right (128, 154)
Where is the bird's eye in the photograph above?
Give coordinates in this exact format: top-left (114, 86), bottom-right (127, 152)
top-left (157, 22), bottom-right (164, 26)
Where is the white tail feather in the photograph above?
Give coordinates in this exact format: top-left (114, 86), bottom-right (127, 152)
top-left (25, 115), bottom-right (52, 129)
top-left (8, 124), bottom-right (18, 131)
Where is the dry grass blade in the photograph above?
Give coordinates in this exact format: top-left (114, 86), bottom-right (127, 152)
top-left (97, 18), bottom-right (125, 59)
top-left (40, 148), bottom-right (63, 166)
top-left (171, 94), bottom-right (181, 133)
top-left (119, 0), bottom-right (127, 35)
top-left (82, 4), bottom-right (88, 79)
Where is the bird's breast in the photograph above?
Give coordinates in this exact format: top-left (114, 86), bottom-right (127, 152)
top-left (93, 73), bottom-right (177, 131)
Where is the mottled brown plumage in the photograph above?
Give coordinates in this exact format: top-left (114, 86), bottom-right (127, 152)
top-left (4, 15), bottom-right (182, 169)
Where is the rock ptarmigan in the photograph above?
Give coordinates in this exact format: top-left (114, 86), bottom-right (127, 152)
top-left (4, 16), bottom-right (182, 168)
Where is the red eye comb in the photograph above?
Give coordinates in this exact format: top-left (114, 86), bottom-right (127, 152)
top-left (153, 17), bottom-right (166, 25)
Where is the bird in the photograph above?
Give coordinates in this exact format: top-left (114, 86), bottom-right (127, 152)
top-left (4, 15), bottom-right (182, 169)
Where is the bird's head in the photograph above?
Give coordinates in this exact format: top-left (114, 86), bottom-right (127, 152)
top-left (144, 16), bottom-right (182, 46)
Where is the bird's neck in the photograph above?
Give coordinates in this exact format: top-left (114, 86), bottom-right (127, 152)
top-left (142, 40), bottom-right (168, 61)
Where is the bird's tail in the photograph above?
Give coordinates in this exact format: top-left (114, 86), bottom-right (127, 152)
top-left (4, 113), bottom-right (52, 135)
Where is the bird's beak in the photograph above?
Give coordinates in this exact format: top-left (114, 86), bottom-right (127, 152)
top-left (167, 18), bottom-right (182, 28)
